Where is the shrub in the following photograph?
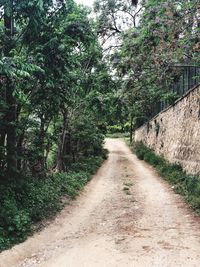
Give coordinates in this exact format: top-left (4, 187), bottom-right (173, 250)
top-left (133, 142), bottom-right (147, 160)
top-left (133, 142), bottom-right (200, 214)
top-left (107, 125), bottom-right (123, 134)
top-left (0, 154), bottom-right (105, 252)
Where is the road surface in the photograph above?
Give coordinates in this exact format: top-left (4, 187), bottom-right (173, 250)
top-left (0, 138), bottom-right (200, 267)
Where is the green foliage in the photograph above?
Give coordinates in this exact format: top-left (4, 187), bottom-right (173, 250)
top-left (106, 133), bottom-right (130, 139)
top-left (107, 125), bottom-right (123, 134)
top-left (107, 122), bottom-right (131, 134)
top-left (0, 0), bottom-right (112, 175)
top-left (0, 155), bottom-right (105, 252)
top-left (0, 1), bottom-right (112, 251)
top-left (133, 142), bottom-right (200, 214)
top-left (98, 0), bottom-right (200, 124)
top-left (70, 114), bottom-right (105, 157)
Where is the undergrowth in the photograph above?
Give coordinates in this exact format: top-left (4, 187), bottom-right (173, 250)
top-left (133, 142), bottom-right (200, 215)
top-left (0, 153), bottom-right (107, 252)
top-left (106, 132), bottom-right (130, 138)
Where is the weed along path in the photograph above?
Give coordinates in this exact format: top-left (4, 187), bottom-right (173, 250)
top-left (1, 138), bottom-right (200, 267)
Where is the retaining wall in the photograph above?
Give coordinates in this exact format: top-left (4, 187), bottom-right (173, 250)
top-left (134, 85), bottom-right (200, 175)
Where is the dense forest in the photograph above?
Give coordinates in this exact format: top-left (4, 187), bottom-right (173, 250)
top-left (0, 0), bottom-right (199, 251)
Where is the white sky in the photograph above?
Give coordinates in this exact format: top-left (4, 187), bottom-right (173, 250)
top-left (75, 0), bottom-right (94, 7)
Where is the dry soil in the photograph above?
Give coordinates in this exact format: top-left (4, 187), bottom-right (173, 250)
top-left (0, 138), bottom-right (200, 267)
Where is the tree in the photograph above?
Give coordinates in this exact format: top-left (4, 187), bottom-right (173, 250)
top-left (0, 0), bottom-right (110, 178)
top-left (109, 0), bottom-right (200, 130)
top-left (94, 0), bottom-right (142, 53)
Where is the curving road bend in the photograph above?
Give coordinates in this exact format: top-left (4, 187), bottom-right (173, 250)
top-left (0, 138), bottom-right (200, 267)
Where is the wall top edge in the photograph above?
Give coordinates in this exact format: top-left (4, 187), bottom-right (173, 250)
top-left (135, 83), bottom-right (200, 132)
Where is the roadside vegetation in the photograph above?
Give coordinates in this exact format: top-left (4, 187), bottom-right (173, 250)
top-left (0, 153), bottom-right (107, 252)
top-left (133, 142), bottom-right (200, 214)
top-left (95, 0), bottom-right (200, 129)
top-left (0, 0), bottom-right (110, 252)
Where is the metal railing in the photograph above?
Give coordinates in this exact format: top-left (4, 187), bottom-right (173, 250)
top-left (152, 66), bottom-right (200, 116)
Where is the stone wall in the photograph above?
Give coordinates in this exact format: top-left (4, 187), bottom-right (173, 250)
top-left (134, 85), bottom-right (200, 175)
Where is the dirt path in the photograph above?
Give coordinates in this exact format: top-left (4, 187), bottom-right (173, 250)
top-left (1, 138), bottom-right (200, 267)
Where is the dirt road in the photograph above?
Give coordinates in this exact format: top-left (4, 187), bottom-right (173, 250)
top-left (1, 138), bottom-right (200, 267)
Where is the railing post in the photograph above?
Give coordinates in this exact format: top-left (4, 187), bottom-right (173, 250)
top-left (151, 66), bottom-right (199, 121)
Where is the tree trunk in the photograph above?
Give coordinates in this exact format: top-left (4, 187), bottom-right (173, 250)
top-left (4, 1), bottom-right (17, 174)
top-left (17, 133), bottom-right (24, 171)
top-left (130, 114), bottom-right (133, 144)
top-left (55, 112), bottom-right (68, 172)
top-left (4, 1), bottom-right (14, 38)
top-left (0, 130), bottom-right (6, 173)
top-left (31, 116), bottom-right (47, 176)
top-left (6, 80), bottom-right (17, 173)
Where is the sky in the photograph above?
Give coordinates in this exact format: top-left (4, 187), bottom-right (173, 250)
top-left (75, 0), bottom-right (94, 7)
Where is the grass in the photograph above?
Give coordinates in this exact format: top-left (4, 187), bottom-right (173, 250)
top-left (123, 186), bottom-right (130, 191)
top-left (123, 186), bottom-right (131, 195)
top-left (132, 142), bottom-right (200, 215)
top-left (123, 182), bottom-right (133, 195)
top-left (123, 182), bottom-right (133, 187)
top-left (105, 132), bottom-right (130, 138)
